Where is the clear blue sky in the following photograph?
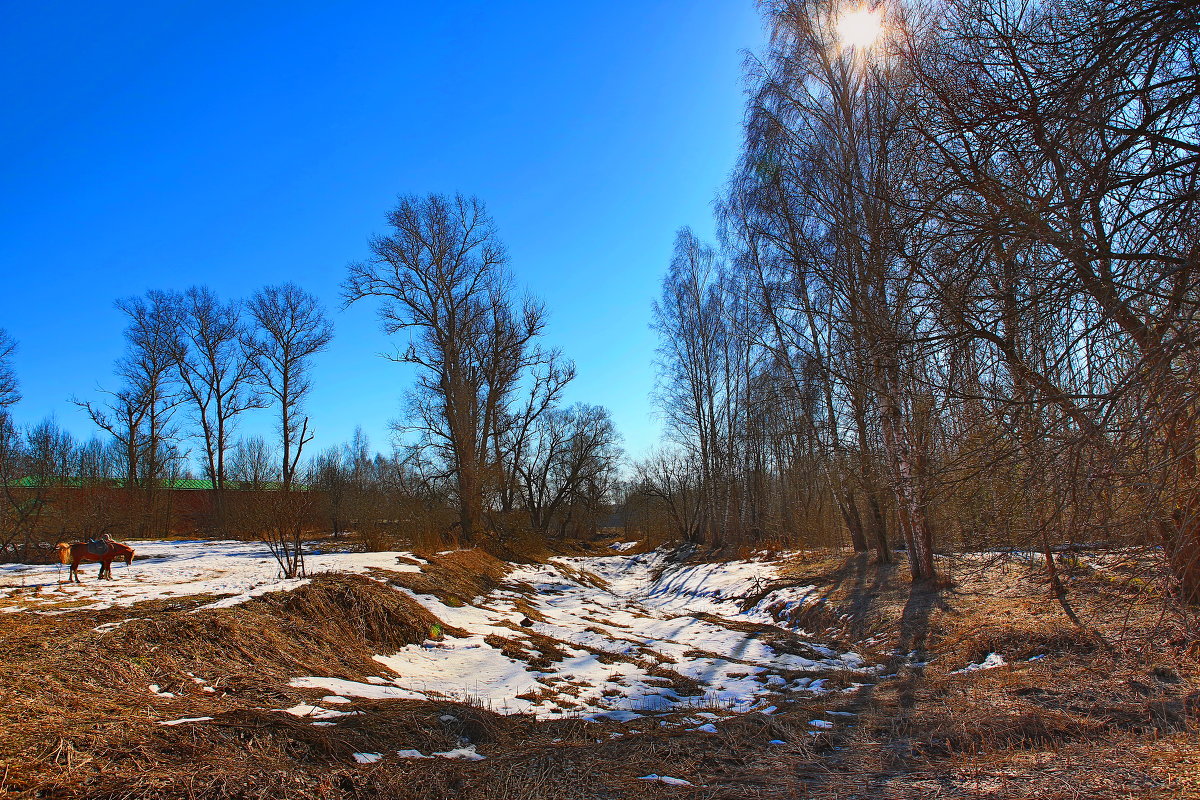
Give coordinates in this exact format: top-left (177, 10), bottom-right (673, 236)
top-left (0, 1), bottom-right (763, 466)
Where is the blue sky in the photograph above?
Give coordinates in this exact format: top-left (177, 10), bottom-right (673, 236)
top-left (0, 1), bottom-right (763, 465)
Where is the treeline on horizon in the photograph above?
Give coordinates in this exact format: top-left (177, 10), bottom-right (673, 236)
top-left (0, 220), bottom-right (628, 572)
top-left (2, 0), bottom-right (1198, 601)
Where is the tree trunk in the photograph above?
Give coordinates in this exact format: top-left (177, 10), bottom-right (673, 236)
top-left (878, 378), bottom-right (936, 582)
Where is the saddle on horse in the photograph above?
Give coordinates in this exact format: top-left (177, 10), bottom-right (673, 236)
top-left (86, 538), bottom-right (112, 556)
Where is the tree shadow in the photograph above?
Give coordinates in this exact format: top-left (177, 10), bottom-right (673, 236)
top-left (894, 579), bottom-right (953, 710)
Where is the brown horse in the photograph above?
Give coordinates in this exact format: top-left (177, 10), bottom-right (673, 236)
top-left (56, 540), bottom-right (136, 583)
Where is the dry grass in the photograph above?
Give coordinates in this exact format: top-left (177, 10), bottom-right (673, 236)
top-left (379, 547), bottom-right (511, 608)
top-left (2, 545), bottom-right (1198, 798)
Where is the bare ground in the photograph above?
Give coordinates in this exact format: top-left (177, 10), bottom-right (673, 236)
top-left (1, 546), bottom-right (1197, 799)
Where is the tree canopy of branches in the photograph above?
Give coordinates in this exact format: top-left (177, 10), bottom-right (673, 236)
top-left (0, 329), bottom-right (19, 411)
top-left (246, 283), bottom-right (334, 488)
top-left (646, 0), bottom-right (1200, 598)
top-left (171, 287), bottom-right (264, 498)
top-left (77, 291), bottom-right (183, 491)
top-left (344, 193), bottom-right (570, 543)
top-left (516, 403), bottom-right (622, 537)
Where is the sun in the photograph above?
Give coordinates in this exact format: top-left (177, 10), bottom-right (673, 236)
top-left (837, 8), bottom-right (883, 49)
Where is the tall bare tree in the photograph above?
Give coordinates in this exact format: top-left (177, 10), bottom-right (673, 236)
top-left (344, 193), bottom-right (559, 543)
top-left (118, 291), bottom-right (183, 487)
top-left (516, 403), bottom-right (622, 537)
top-left (170, 287), bottom-right (263, 507)
top-left (246, 283), bottom-right (334, 488)
top-left (77, 292), bottom-right (182, 490)
top-left (903, 0), bottom-right (1200, 596)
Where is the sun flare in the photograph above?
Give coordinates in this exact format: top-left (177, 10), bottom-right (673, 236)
top-left (838, 8), bottom-right (883, 49)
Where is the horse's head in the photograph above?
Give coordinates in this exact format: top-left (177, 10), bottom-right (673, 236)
top-left (114, 542), bottom-right (135, 565)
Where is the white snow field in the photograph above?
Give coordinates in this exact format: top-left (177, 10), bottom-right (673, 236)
top-left (296, 549), bottom-right (873, 719)
top-left (0, 540), bottom-right (874, 722)
top-left (0, 539), bottom-right (415, 612)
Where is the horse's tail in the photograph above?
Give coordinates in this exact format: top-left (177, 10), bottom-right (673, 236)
top-left (56, 542), bottom-right (71, 564)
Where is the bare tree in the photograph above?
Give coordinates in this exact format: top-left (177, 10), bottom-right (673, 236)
top-left (77, 292), bottom-right (182, 490)
top-left (493, 354), bottom-right (575, 515)
top-left (900, 0), bottom-right (1200, 596)
top-left (118, 292), bottom-right (184, 487)
top-left (0, 329), bottom-right (19, 411)
top-left (170, 287), bottom-right (264, 507)
top-left (245, 283), bottom-right (334, 489)
top-left (516, 403), bottom-right (622, 537)
top-left (712, 0), bottom-right (939, 575)
top-left (652, 230), bottom-right (725, 546)
top-left (229, 435), bottom-right (276, 489)
top-left (344, 193), bottom-right (559, 543)
top-left (633, 447), bottom-right (705, 544)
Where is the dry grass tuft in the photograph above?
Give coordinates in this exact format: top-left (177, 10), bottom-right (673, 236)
top-left (383, 547), bottom-right (510, 607)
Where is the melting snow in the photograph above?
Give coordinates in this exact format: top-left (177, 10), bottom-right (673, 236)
top-left (297, 550), bottom-right (874, 720)
top-left (638, 775), bottom-right (694, 786)
top-left (0, 540), bottom-right (421, 612)
top-left (953, 652), bottom-right (1008, 673)
top-left (276, 704), bottom-right (360, 719)
top-left (433, 745), bottom-right (486, 761)
top-left (5, 539), bottom-right (877, 726)
top-left (396, 749), bottom-right (431, 759)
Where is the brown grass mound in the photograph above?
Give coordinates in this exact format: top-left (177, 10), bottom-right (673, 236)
top-left (382, 548), bottom-right (511, 608)
top-left (0, 573), bottom-right (446, 796)
top-left (112, 573), bottom-right (442, 689)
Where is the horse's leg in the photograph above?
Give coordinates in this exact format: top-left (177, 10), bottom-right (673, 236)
top-left (70, 560), bottom-right (80, 583)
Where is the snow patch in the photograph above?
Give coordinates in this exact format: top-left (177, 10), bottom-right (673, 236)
top-left (638, 775), bottom-right (693, 787)
top-left (0, 540), bottom-right (423, 614)
top-left (305, 550), bottom-right (877, 721)
top-left (952, 653), bottom-right (1008, 674)
top-left (396, 749), bottom-right (431, 759)
top-left (433, 745), bottom-right (485, 761)
top-left (276, 704), bottom-right (359, 719)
